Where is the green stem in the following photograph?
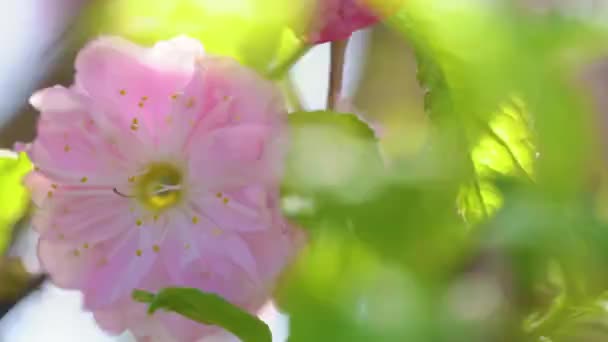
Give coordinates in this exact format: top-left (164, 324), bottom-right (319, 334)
top-left (280, 76), bottom-right (304, 112)
top-left (267, 44), bottom-right (311, 80)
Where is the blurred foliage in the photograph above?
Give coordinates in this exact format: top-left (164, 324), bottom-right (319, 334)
top-left (0, 151), bottom-right (31, 255)
top-left (133, 288), bottom-right (271, 342)
top-left (81, 0), bottom-right (303, 75)
top-left (277, 1), bottom-right (608, 341)
top-left (282, 111), bottom-right (384, 218)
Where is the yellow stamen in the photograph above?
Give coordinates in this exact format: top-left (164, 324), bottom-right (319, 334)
top-left (223, 197), bottom-right (230, 205)
top-left (97, 257), bottom-right (108, 267)
top-left (73, 249), bottom-right (81, 257)
top-left (51, 184), bottom-right (58, 189)
top-left (83, 243), bottom-right (89, 249)
top-left (186, 97), bottom-right (195, 108)
top-left (192, 216), bottom-right (199, 224)
top-left (136, 249), bottom-right (142, 257)
top-left (64, 145), bottom-right (71, 152)
top-left (153, 245), bottom-right (160, 253)
top-left (136, 219), bottom-right (143, 227)
top-left (47, 191), bottom-right (53, 198)
top-left (119, 89), bottom-right (127, 96)
top-left (80, 177), bottom-right (88, 183)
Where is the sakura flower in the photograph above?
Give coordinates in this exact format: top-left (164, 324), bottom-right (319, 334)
top-left (298, 0), bottom-right (403, 44)
top-left (22, 36), bottom-right (302, 341)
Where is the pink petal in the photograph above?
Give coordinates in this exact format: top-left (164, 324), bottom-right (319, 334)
top-left (74, 36), bottom-right (203, 144)
top-left (37, 238), bottom-right (96, 289)
top-left (188, 125), bottom-right (281, 191)
top-left (191, 193), bottom-right (271, 232)
top-left (83, 227), bottom-right (159, 309)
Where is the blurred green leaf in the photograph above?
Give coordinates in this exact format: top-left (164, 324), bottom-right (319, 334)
top-left (282, 111), bottom-right (468, 268)
top-left (388, 0), bottom-right (608, 225)
top-left (0, 151), bottom-right (32, 255)
top-left (282, 110), bottom-right (384, 228)
top-left (280, 112), bottom-right (470, 341)
top-left (278, 233), bottom-right (430, 342)
top-left (82, 0), bottom-right (302, 74)
top-left (526, 290), bottom-right (608, 342)
top-left (133, 287), bottom-right (271, 342)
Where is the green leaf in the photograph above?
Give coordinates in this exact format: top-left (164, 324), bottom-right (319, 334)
top-left (279, 112), bottom-right (469, 340)
top-left (282, 110), bottom-right (467, 272)
top-left (282, 111), bottom-right (384, 227)
top-left (457, 100), bottom-right (536, 224)
top-left (0, 151), bottom-right (32, 255)
top-left (388, 0), bottom-right (608, 224)
top-left (132, 287), bottom-right (271, 342)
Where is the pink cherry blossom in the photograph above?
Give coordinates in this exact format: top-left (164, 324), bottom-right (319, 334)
top-left (21, 36), bottom-right (303, 341)
top-left (301, 0), bottom-right (402, 44)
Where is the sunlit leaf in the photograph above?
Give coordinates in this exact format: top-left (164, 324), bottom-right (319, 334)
top-left (133, 287), bottom-right (271, 342)
top-left (82, 0), bottom-right (301, 74)
top-left (0, 151), bottom-right (32, 255)
top-left (458, 100), bottom-right (536, 224)
top-left (389, 0), bottom-right (608, 225)
top-left (457, 180), bottom-right (503, 225)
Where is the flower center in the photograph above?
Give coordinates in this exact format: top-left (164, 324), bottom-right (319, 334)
top-left (136, 163), bottom-right (183, 212)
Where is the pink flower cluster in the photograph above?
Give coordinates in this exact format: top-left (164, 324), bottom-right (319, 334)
top-left (23, 36), bottom-right (302, 341)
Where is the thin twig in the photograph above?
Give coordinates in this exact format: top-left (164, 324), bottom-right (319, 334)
top-left (327, 39), bottom-right (349, 110)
